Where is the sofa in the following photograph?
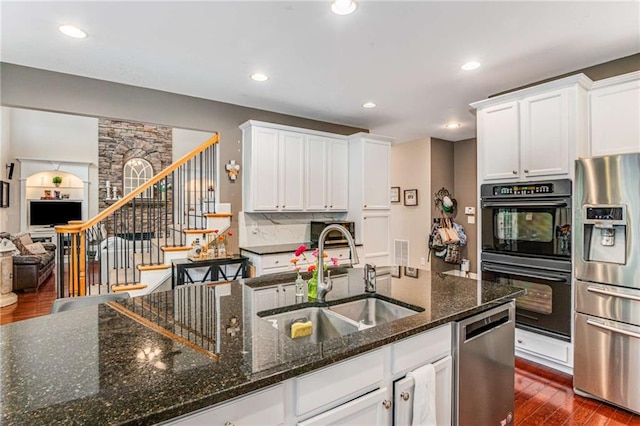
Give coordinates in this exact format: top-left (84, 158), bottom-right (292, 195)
top-left (0, 232), bottom-right (56, 292)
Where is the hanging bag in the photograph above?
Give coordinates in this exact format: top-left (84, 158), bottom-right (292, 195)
top-left (437, 217), bottom-right (460, 245)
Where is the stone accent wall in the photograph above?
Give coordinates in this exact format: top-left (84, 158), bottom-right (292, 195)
top-left (98, 120), bottom-right (173, 237)
top-left (98, 119), bottom-right (173, 204)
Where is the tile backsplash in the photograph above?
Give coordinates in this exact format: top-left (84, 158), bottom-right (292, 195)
top-left (239, 212), bottom-right (347, 247)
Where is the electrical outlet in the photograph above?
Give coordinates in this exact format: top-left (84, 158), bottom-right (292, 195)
top-left (468, 216), bottom-right (475, 224)
top-left (420, 257), bottom-right (426, 265)
top-left (464, 207), bottom-right (475, 215)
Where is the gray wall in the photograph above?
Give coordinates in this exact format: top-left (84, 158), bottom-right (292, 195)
top-left (429, 138), bottom-right (455, 273)
top-left (453, 138), bottom-right (477, 273)
top-left (0, 63), bottom-right (367, 250)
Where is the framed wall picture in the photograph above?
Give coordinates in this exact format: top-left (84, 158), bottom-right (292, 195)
top-left (391, 265), bottom-right (401, 278)
top-left (390, 187), bottom-right (400, 203)
top-left (0, 181), bottom-right (8, 208)
top-left (404, 266), bottom-right (419, 278)
top-left (404, 189), bottom-right (418, 206)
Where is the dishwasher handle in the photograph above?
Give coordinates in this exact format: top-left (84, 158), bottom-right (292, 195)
top-left (460, 302), bottom-right (515, 343)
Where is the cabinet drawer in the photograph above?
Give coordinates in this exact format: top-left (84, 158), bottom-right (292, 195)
top-left (515, 328), bottom-right (570, 364)
top-left (262, 253), bottom-right (294, 269)
top-left (296, 349), bottom-right (384, 415)
top-left (392, 324), bottom-right (451, 374)
top-left (325, 248), bottom-right (352, 265)
top-left (167, 384), bottom-right (284, 425)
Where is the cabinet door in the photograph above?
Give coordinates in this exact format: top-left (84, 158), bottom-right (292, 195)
top-left (252, 127), bottom-right (280, 210)
top-left (521, 89), bottom-right (570, 178)
top-left (393, 356), bottom-right (452, 426)
top-left (298, 387), bottom-right (391, 426)
top-left (362, 139), bottom-right (390, 209)
top-left (254, 287), bottom-right (280, 312)
top-left (280, 131), bottom-right (305, 211)
top-left (362, 214), bottom-right (390, 265)
top-left (280, 283), bottom-right (297, 307)
top-left (328, 138), bottom-right (349, 211)
top-left (479, 101), bottom-right (520, 181)
top-left (590, 78), bottom-right (640, 156)
top-left (306, 135), bottom-right (328, 211)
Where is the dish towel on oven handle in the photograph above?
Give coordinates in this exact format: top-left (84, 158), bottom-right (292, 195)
top-left (407, 363), bottom-right (437, 426)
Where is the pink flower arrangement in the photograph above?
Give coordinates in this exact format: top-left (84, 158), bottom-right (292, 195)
top-left (290, 244), bottom-right (339, 277)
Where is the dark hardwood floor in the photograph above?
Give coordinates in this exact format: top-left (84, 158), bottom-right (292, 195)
top-left (2, 278), bottom-right (639, 425)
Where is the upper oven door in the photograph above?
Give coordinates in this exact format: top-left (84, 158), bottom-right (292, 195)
top-left (481, 197), bottom-right (572, 259)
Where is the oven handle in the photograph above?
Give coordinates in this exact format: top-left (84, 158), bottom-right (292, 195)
top-left (482, 200), bottom-right (568, 208)
top-left (483, 265), bottom-right (567, 282)
top-left (587, 286), bottom-right (640, 302)
top-left (587, 319), bottom-right (640, 340)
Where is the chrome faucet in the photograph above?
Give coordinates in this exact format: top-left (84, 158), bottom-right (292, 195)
top-left (316, 224), bottom-right (359, 303)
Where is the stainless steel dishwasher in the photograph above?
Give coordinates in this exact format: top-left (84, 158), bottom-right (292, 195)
top-left (455, 301), bottom-right (515, 426)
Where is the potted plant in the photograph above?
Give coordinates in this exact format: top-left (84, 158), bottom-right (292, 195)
top-left (52, 176), bottom-right (62, 187)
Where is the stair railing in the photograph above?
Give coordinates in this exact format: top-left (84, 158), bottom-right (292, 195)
top-left (55, 133), bottom-right (219, 298)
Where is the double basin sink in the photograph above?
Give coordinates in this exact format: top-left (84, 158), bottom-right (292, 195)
top-left (258, 295), bottom-right (424, 344)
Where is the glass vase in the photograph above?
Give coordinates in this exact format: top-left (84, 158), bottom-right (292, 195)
top-left (307, 274), bottom-right (317, 301)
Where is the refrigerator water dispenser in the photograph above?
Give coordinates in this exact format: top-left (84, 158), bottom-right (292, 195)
top-left (582, 206), bottom-right (627, 265)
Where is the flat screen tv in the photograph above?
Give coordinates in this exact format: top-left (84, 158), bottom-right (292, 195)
top-left (29, 200), bottom-right (82, 227)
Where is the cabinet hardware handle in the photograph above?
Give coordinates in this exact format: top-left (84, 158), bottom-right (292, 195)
top-left (364, 205), bottom-right (367, 208)
top-left (283, 205), bottom-right (286, 208)
top-left (275, 260), bottom-right (279, 264)
top-left (512, 170), bottom-right (517, 174)
top-left (524, 169), bottom-right (529, 173)
top-left (324, 205), bottom-right (327, 208)
top-left (382, 400), bottom-right (392, 409)
top-left (225, 422), bottom-right (235, 426)
top-left (517, 339), bottom-right (523, 344)
top-left (401, 392), bottom-right (410, 401)
top-left (330, 205), bottom-right (333, 208)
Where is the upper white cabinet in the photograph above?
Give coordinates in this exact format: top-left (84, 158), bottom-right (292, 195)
top-left (589, 71), bottom-right (640, 156)
top-left (305, 135), bottom-right (349, 211)
top-left (472, 74), bottom-right (591, 182)
top-left (241, 121), bottom-right (349, 212)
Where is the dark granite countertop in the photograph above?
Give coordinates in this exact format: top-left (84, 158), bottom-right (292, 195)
top-left (240, 242), bottom-right (362, 255)
top-left (0, 268), bottom-right (524, 425)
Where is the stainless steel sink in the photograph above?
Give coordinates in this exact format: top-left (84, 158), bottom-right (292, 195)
top-left (261, 307), bottom-right (359, 343)
top-left (328, 298), bottom-right (419, 328)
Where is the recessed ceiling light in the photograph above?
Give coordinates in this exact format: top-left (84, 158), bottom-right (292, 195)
top-left (445, 122), bottom-right (461, 129)
top-left (461, 61), bottom-right (481, 71)
top-left (331, 0), bottom-right (358, 15)
top-left (362, 102), bottom-right (376, 109)
top-left (250, 73), bottom-right (269, 82)
top-left (58, 24), bottom-right (87, 39)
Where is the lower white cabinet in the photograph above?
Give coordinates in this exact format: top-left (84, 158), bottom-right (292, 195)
top-left (241, 247), bottom-right (359, 277)
top-left (298, 387), bottom-right (392, 426)
top-left (254, 283), bottom-right (297, 311)
top-left (393, 356), bottom-right (453, 426)
top-left (514, 327), bottom-right (573, 374)
top-left (361, 213), bottom-right (391, 266)
top-left (166, 384), bottom-right (284, 425)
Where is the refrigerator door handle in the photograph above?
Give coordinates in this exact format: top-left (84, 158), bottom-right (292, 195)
top-left (587, 319), bottom-right (640, 340)
top-left (587, 285), bottom-right (640, 302)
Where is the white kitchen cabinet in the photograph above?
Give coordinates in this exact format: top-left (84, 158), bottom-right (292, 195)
top-left (241, 121), bottom-right (349, 213)
top-left (280, 131), bottom-right (306, 211)
top-left (514, 327), bottom-right (573, 375)
top-left (241, 247), bottom-right (358, 277)
top-left (361, 213), bottom-right (391, 266)
top-left (589, 71), bottom-right (640, 156)
top-left (305, 136), bottom-right (348, 211)
top-left (298, 387), bottom-right (391, 426)
top-left (472, 74), bottom-right (591, 182)
top-left (393, 356), bottom-right (452, 426)
top-left (166, 384), bottom-right (284, 425)
top-left (254, 282), bottom-right (297, 311)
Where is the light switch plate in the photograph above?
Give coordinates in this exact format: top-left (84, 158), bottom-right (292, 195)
top-left (468, 216), bottom-right (475, 224)
top-left (464, 207), bottom-right (475, 215)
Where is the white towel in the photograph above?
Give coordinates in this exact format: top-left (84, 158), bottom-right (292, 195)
top-left (407, 363), bottom-right (437, 426)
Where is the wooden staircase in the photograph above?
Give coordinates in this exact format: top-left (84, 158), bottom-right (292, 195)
top-left (54, 134), bottom-right (233, 299)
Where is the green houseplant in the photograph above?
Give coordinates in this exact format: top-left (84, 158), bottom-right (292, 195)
top-left (52, 176), bottom-right (62, 187)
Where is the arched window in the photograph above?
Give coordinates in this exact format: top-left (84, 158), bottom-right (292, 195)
top-left (123, 158), bottom-right (153, 196)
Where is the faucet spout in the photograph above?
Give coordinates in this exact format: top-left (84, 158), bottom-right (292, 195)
top-left (316, 224), bottom-right (359, 302)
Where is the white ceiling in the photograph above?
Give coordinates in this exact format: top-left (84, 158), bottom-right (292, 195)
top-left (1, 1), bottom-right (639, 142)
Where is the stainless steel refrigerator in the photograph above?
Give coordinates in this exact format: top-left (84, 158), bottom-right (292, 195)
top-left (574, 152), bottom-right (640, 415)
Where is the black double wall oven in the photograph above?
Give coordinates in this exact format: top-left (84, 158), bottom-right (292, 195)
top-left (480, 179), bottom-right (572, 341)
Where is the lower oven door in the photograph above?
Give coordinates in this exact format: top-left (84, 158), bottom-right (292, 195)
top-left (482, 262), bottom-right (572, 340)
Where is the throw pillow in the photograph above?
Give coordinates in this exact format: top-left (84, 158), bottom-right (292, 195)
top-left (10, 233), bottom-right (31, 255)
top-left (25, 242), bottom-right (47, 255)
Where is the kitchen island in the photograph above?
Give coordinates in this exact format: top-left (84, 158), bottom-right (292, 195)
top-left (0, 268), bottom-right (524, 425)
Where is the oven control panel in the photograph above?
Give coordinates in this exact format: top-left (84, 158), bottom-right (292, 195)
top-left (492, 183), bottom-right (554, 196)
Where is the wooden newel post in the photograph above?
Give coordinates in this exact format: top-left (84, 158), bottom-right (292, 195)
top-left (56, 222), bottom-right (86, 297)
